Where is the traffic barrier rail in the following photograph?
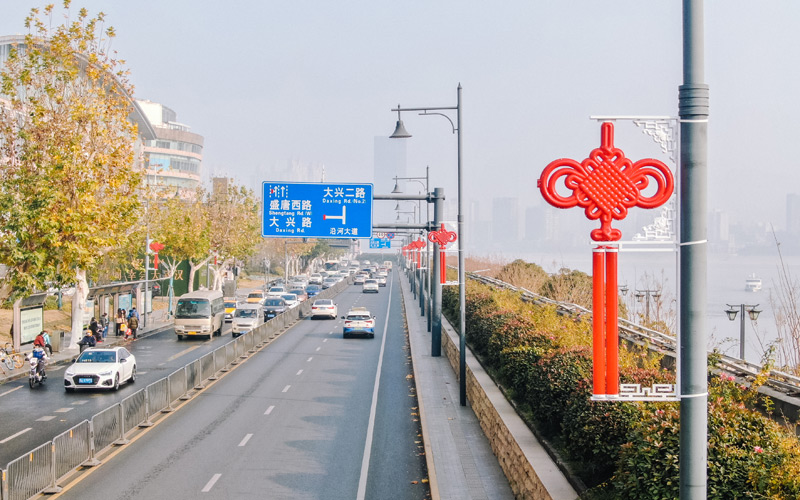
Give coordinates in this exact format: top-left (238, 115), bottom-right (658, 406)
top-left (53, 420), bottom-right (90, 481)
top-left (1, 281), bottom-right (314, 500)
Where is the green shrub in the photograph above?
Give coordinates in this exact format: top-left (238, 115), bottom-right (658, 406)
top-left (526, 346), bottom-right (592, 436)
top-left (498, 346), bottom-right (544, 398)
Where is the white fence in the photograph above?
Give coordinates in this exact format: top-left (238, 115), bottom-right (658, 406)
top-left (0, 279), bottom-right (347, 500)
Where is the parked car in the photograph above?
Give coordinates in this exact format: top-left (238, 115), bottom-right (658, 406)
top-left (363, 279), bottom-right (379, 293)
top-left (231, 304), bottom-right (264, 337)
top-left (64, 347), bottom-right (136, 392)
top-left (342, 307), bottom-right (376, 338)
top-left (224, 298), bottom-right (237, 323)
top-left (305, 284), bottom-right (322, 297)
top-left (310, 299), bottom-right (338, 320)
top-left (263, 297), bottom-right (287, 320)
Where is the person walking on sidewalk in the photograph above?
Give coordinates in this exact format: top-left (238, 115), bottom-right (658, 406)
top-left (128, 313), bottom-right (139, 340)
top-left (100, 313), bottom-right (109, 339)
top-left (89, 317), bottom-right (101, 343)
top-left (115, 308), bottom-right (125, 336)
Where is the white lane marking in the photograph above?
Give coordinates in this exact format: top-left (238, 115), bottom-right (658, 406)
top-left (323, 339), bottom-right (328, 343)
top-left (315, 347), bottom-right (321, 351)
top-left (356, 276), bottom-right (393, 500)
top-left (37, 416), bottom-right (56, 422)
top-left (0, 386), bottom-right (22, 398)
top-left (0, 427), bottom-right (31, 444)
top-left (238, 434), bottom-right (253, 447)
top-left (71, 400), bottom-right (88, 405)
top-left (296, 370), bottom-right (303, 376)
top-left (282, 385), bottom-right (291, 393)
top-left (264, 405), bottom-right (275, 415)
top-left (54, 408), bottom-right (74, 413)
top-left (201, 473), bottom-right (221, 492)
top-left (306, 357), bottom-right (313, 362)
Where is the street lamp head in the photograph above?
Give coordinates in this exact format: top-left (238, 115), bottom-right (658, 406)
top-left (392, 179), bottom-right (403, 194)
top-left (619, 285), bottom-right (628, 296)
top-left (390, 108), bottom-right (412, 139)
top-left (748, 308), bottom-right (762, 321)
top-left (725, 308), bottom-right (739, 321)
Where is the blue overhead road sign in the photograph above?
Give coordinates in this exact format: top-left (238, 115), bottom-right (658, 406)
top-left (369, 238), bottom-right (391, 249)
top-left (262, 182), bottom-right (373, 238)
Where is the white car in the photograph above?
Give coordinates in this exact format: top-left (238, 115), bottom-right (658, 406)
top-left (232, 304), bottom-right (264, 337)
top-left (309, 273), bottom-right (323, 285)
top-left (64, 347), bottom-right (136, 392)
top-left (363, 279), bottom-right (379, 293)
top-left (342, 307), bottom-right (376, 338)
top-left (322, 278), bottom-right (338, 289)
top-left (310, 299), bottom-right (338, 319)
top-left (375, 275), bottom-right (387, 287)
top-left (267, 286), bottom-right (286, 297)
top-left (281, 293), bottom-right (299, 308)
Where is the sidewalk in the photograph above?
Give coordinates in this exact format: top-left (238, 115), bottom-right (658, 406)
top-left (401, 275), bottom-right (515, 500)
top-left (0, 310), bottom-right (174, 385)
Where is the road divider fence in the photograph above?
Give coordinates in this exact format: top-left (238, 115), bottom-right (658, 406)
top-left (0, 278), bottom-right (349, 500)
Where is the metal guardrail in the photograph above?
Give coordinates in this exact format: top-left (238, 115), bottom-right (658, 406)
top-left (466, 272), bottom-right (800, 398)
top-left (0, 278), bottom-right (351, 500)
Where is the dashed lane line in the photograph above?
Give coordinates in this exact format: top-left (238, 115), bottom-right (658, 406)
top-left (264, 405), bottom-right (275, 415)
top-left (238, 434), bottom-right (253, 447)
top-left (0, 427), bottom-right (31, 444)
top-left (282, 385), bottom-right (291, 393)
top-left (201, 473), bottom-right (221, 493)
top-left (296, 370), bottom-right (303, 376)
top-left (0, 386), bottom-right (22, 398)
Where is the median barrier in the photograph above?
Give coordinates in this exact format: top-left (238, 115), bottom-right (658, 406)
top-left (147, 379), bottom-right (169, 416)
top-left (6, 441), bottom-right (52, 500)
top-left (121, 390), bottom-right (147, 437)
top-left (91, 405), bottom-right (122, 452)
top-left (53, 420), bottom-right (90, 481)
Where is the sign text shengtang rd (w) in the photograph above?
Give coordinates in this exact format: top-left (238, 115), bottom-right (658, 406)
top-left (262, 182), bottom-right (374, 239)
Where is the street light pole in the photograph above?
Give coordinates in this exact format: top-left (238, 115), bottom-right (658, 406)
top-left (634, 288), bottom-right (661, 323)
top-left (390, 84), bottom-right (466, 406)
top-left (725, 303), bottom-right (761, 361)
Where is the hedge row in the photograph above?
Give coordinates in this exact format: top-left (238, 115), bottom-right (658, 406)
top-left (442, 279), bottom-right (800, 499)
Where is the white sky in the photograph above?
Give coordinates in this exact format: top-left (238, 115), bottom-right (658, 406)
top-left (2, 1), bottom-right (798, 233)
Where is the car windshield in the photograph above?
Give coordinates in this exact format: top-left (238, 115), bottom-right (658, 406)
top-left (314, 300), bottom-right (332, 306)
top-left (77, 351), bottom-right (117, 363)
top-left (176, 299), bottom-right (211, 319)
top-left (307, 285), bottom-right (321, 291)
top-left (247, 292), bottom-right (263, 299)
top-left (224, 301), bottom-right (236, 309)
top-left (347, 315), bottom-right (371, 321)
top-left (269, 288), bottom-right (284, 293)
top-left (282, 294), bottom-right (297, 302)
top-left (264, 299), bottom-right (285, 306)
top-left (235, 309), bottom-right (259, 318)
top-left (365, 280), bottom-right (377, 284)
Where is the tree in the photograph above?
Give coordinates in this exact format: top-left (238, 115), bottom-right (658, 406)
top-left (0, 2), bottom-right (142, 347)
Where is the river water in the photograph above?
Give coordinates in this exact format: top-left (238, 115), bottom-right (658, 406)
top-left (497, 249), bottom-right (800, 366)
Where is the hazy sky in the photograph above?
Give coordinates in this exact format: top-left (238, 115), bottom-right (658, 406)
top-left (2, 1), bottom-right (799, 238)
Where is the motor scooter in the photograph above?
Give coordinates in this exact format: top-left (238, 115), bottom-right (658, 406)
top-left (27, 353), bottom-right (46, 388)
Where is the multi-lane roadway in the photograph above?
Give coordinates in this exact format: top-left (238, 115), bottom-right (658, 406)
top-left (2, 270), bottom-right (429, 499)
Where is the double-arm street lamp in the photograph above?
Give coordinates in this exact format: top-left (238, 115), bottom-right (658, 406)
top-left (635, 288), bottom-right (660, 324)
top-left (390, 84), bottom-right (467, 406)
top-left (725, 303), bottom-right (761, 361)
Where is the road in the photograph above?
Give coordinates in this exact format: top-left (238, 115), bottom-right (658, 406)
top-left (40, 271), bottom-right (429, 499)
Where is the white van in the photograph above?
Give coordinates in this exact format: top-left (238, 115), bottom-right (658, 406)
top-left (174, 289), bottom-right (224, 340)
top-left (231, 303), bottom-right (264, 337)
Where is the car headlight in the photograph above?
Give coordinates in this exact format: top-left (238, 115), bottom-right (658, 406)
top-left (65, 367), bottom-right (75, 376)
top-left (99, 370), bottom-right (113, 376)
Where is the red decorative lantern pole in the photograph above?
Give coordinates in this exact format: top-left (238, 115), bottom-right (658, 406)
top-left (538, 122), bottom-right (673, 398)
top-left (149, 241), bottom-right (165, 272)
top-left (428, 224), bottom-right (458, 284)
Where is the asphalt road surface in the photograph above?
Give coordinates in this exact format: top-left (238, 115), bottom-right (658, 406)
top-left (45, 271), bottom-right (429, 499)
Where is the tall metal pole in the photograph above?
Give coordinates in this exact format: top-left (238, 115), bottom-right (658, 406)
top-left (426, 166), bottom-right (433, 333)
top-left (456, 84), bottom-right (467, 406)
top-left (738, 304), bottom-right (745, 360)
top-left (431, 188), bottom-right (443, 356)
top-left (679, 0), bottom-right (709, 497)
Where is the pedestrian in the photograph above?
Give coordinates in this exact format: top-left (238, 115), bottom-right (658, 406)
top-left (89, 317), bottom-right (101, 343)
top-left (128, 312), bottom-right (139, 340)
top-left (128, 307), bottom-right (140, 321)
top-left (78, 330), bottom-right (96, 352)
top-left (116, 308), bottom-right (124, 336)
top-left (41, 330), bottom-right (53, 356)
top-left (100, 313), bottom-right (109, 339)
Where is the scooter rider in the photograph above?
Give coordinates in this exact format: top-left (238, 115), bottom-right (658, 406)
top-left (31, 345), bottom-right (48, 380)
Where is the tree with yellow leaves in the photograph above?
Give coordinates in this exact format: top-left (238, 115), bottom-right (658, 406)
top-left (0, 2), bottom-right (142, 347)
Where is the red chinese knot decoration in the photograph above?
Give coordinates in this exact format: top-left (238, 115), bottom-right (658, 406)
top-left (537, 122), bottom-right (674, 398)
top-left (428, 224), bottom-right (457, 284)
top-left (149, 241), bottom-right (165, 270)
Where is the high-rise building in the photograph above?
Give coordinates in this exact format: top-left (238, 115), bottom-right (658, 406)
top-left (492, 197), bottom-right (520, 245)
top-left (138, 100), bottom-right (203, 198)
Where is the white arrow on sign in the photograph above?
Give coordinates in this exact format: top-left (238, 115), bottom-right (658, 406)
top-left (323, 206), bottom-right (346, 225)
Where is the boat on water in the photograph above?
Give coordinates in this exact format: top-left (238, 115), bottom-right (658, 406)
top-left (745, 274), bottom-right (762, 292)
